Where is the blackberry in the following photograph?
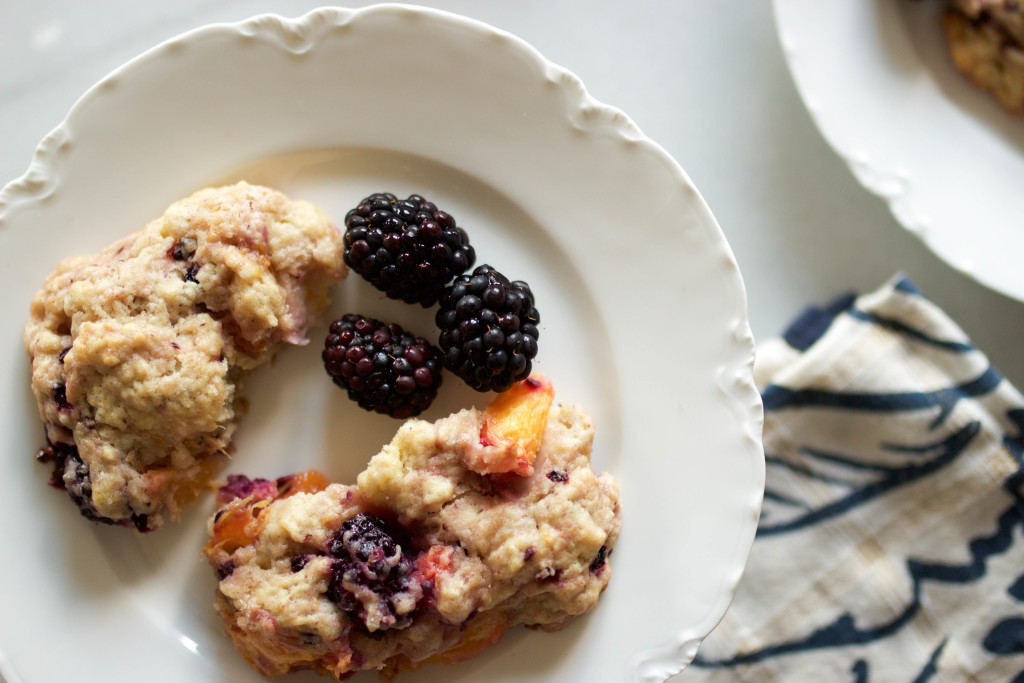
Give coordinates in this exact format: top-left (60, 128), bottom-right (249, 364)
top-left (34, 441), bottom-right (150, 531)
top-left (343, 192), bottom-right (475, 306)
top-left (326, 512), bottom-right (423, 632)
top-left (323, 314), bottom-right (443, 419)
top-left (435, 265), bottom-right (540, 392)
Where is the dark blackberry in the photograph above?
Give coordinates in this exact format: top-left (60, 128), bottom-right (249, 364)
top-left (326, 512), bottom-right (423, 632)
top-left (168, 236), bottom-right (197, 261)
top-left (343, 192), bottom-right (475, 306)
top-left (291, 555), bottom-right (311, 573)
top-left (323, 314), bottom-right (443, 419)
top-left (53, 382), bottom-right (72, 412)
top-left (547, 469), bottom-right (569, 483)
top-left (435, 265), bottom-right (540, 392)
top-left (35, 441), bottom-right (150, 531)
top-left (590, 545), bottom-right (610, 573)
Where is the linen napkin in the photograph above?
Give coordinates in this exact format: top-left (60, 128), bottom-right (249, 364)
top-left (682, 275), bottom-right (1024, 681)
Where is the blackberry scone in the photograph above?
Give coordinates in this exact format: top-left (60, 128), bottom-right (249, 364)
top-left (943, 0), bottom-right (1024, 114)
top-left (26, 182), bottom-right (346, 531)
top-left (204, 378), bottom-right (620, 679)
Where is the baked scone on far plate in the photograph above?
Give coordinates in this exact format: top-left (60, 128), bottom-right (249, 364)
top-left (204, 377), bottom-right (621, 680)
top-left (943, 0), bottom-right (1024, 114)
top-left (25, 182), bottom-right (346, 531)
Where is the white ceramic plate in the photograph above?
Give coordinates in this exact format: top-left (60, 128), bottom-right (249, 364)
top-left (0, 6), bottom-right (763, 682)
top-left (774, 0), bottom-right (1024, 302)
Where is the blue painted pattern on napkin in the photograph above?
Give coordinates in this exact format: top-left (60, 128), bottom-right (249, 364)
top-left (682, 275), bottom-right (1024, 682)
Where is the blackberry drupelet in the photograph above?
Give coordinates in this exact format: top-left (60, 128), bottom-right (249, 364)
top-left (323, 314), bottom-right (443, 419)
top-left (435, 265), bottom-right (540, 392)
top-left (343, 192), bottom-right (475, 306)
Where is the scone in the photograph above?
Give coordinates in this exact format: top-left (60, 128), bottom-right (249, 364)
top-left (944, 0), bottom-right (1024, 114)
top-left (25, 182), bottom-right (346, 531)
top-left (204, 381), bottom-right (620, 679)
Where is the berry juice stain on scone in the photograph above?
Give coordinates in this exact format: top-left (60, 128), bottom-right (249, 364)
top-left (25, 182), bottom-right (346, 531)
top-left (343, 192), bottom-right (476, 307)
top-left (204, 379), bottom-right (620, 680)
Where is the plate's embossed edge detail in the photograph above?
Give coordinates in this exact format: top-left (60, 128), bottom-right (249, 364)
top-left (0, 4), bottom-right (653, 232)
top-left (628, 317), bottom-right (765, 682)
top-left (0, 126), bottom-right (72, 229)
top-left (0, 6), bottom-right (348, 229)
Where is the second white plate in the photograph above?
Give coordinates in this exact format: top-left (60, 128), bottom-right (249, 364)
top-left (774, 0), bottom-right (1024, 302)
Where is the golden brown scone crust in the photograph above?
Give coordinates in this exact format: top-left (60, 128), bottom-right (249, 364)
top-left (206, 402), bottom-right (620, 679)
top-left (945, 0), bottom-right (1024, 115)
top-left (25, 182), bottom-right (345, 530)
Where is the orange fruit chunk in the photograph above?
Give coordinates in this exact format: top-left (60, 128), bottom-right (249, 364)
top-left (276, 469), bottom-right (331, 498)
top-left (204, 497), bottom-right (268, 556)
top-left (478, 374), bottom-right (554, 476)
top-left (205, 469), bottom-right (329, 557)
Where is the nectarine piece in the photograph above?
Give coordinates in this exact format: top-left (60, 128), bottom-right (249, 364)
top-left (478, 374), bottom-right (555, 476)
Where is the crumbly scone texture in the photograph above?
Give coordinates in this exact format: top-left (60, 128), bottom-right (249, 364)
top-left (945, 0), bottom-right (1024, 114)
top-left (25, 182), bottom-right (346, 531)
top-left (205, 402), bottom-right (620, 679)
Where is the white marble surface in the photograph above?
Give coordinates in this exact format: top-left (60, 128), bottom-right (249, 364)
top-left (5, 1), bottom-right (1023, 387)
